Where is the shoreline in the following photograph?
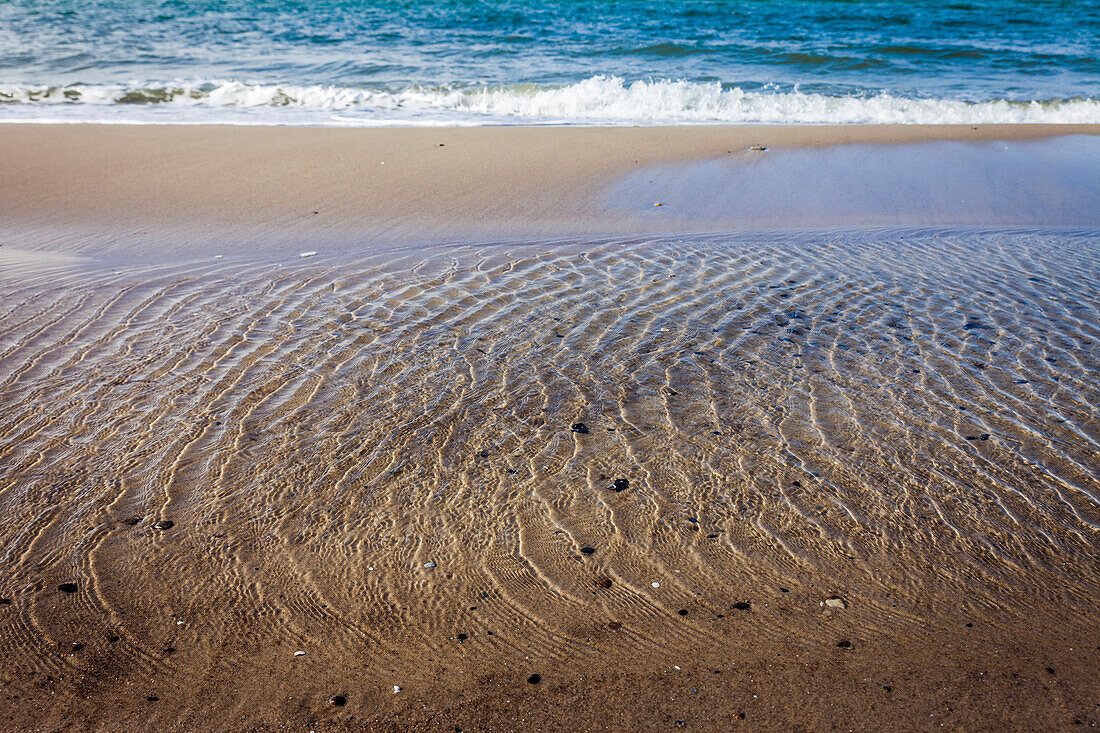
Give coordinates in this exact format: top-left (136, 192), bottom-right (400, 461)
top-left (2, 122), bottom-right (1099, 260)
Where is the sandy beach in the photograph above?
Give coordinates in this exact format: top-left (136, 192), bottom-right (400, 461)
top-left (3, 123), bottom-right (1099, 258)
top-left (1, 124), bottom-right (1099, 731)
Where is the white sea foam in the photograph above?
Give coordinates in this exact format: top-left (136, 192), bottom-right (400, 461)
top-left (1, 76), bottom-right (1097, 126)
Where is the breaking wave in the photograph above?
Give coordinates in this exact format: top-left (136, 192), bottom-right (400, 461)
top-left (2, 75), bottom-right (1098, 126)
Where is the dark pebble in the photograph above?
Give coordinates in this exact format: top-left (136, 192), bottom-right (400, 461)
top-left (677, 609), bottom-right (689, 616)
top-left (1046, 667), bottom-right (1055, 675)
top-left (965, 436), bottom-right (978, 441)
top-left (570, 423), bottom-right (589, 434)
top-left (153, 520), bottom-right (174, 531)
top-left (580, 546), bottom-right (596, 555)
top-left (733, 602), bottom-right (751, 611)
top-left (608, 621), bottom-right (621, 630)
top-left (147, 696), bottom-right (159, 702)
top-left (609, 478), bottom-right (629, 492)
top-left (966, 623), bottom-right (973, 627)
top-left (122, 517), bottom-right (141, 526)
top-left (477, 450), bottom-right (489, 458)
top-left (331, 694), bottom-right (347, 706)
top-left (457, 633), bottom-right (467, 641)
top-left (707, 534), bottom-right (718, 539)
top-left (883, 685), bottom-right (892, 692)
top-left (780, 587), bottom-right (790, 593)
top-left (595, 577), bottom-right (612, 588)
top-left (58, 583), bottom-right (78, 594)
top-left (107, 635), bottom-right (120, 642)
top-left (527, 674), bottom-right (541, 684)
top-left (980, 434), bottom-right (990, 440)
top-left (837, 640), bottom-right (852, 648)
top-left (686, 517), bottom-right (698, 523)
top-left (71, 643), bottom-right (84, 652)
top-left (0, 598), bottom-right (11, 605)
top-left (675, 722), bottom-right (687, 728)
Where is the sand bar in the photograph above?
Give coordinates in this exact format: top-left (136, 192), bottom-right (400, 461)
top-left (3, 123), bottom-right (1099, 260)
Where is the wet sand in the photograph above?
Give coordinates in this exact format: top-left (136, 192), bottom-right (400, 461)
top-left (0, 125), bottom-right (1099, 731)
top-left (2, 123), bottom-right (1099, 259)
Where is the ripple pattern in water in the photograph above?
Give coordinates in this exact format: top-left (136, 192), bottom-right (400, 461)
top-left (0, 228), bottom-right (1097, 724)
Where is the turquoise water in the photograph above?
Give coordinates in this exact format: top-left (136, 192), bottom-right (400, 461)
top-left (1, 0), bottom-right (1098, 124)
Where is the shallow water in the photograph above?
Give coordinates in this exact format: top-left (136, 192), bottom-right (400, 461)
top-left (0, 228), bottom-right (1097, 723)
top-left (609, 136), bottom-right (1100, 227)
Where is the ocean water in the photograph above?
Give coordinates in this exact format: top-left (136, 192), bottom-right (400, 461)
top-left (1, 0), bottom-right (1098, 125)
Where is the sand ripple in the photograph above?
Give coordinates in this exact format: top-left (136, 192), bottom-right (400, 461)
top-left (0, 228), bottom-right (1097, 726)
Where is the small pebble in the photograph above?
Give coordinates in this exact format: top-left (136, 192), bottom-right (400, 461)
top-left (153, 520), bottom-right (174, 531)
top-left (58, 583), bottom-right (78, 594)
top-left (651, 582), bottom-right (661, 588)
top-left (580, 547), bottom-right (596, 555)
top-left (527, 674), bottom-right (541, 684)
top-left (299, 251), bottom-right (317, 258)
top-left (677, 609), bottom-right (688, 616)
top-left (609, 478), bottom-right (629, 492)
top-left (393, 686), bottom-right (401, 694)
top-left (570, 423), bottom-right (589, 434)
top-left (147, 696), bottom-right (159, 702)
top-left (837, 640), bottom-right (852, 648)
top-left (71, 643), bottom-right (84, 652)
top-left (608, 621), bottom-right (622, 630)
top-left (595, 577), bottom-right (612, 588)
top-left (457, 633), bottom-right (468, 641)
top-left (331, 694), bottom-right (347, 706)
top-left (424, 562), bottom-right (436, 569)
top-left (733, 602), bottom-right (750, 611)
top-left (824, 596), bottom-right (847, 609)
top-left (294, 650), bottom-right (306, 656)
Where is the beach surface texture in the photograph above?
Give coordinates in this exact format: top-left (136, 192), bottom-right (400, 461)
top-left (1, 123), bottom-right (1099, 731)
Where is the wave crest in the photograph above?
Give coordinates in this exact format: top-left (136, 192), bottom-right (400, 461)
top-left (2, 75), bottom-right (1098, 125)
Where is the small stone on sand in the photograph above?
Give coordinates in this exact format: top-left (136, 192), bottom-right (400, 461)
top-left (570, 423), bottom-right (589, 434)
top-left (609, 478), bottom-right (629, 492)
top-left (294, 650), bottom-right (306, 656)
top-left (580, 547), bottom-right (596, 555)
top-left (58, 583), bottom-right (78, 594)
top-left (527, 674), bottom-right (541, 684)
top-left (424, 562), bottom-right (436, 568)
top-left (299, 251), bottom-right (317, 258)
top-left (824, 596), bottom-right (847, 608)
top-left (331, 695), bottom-right (347, 706)
top-left (153, 520), bottom-right (174, 530)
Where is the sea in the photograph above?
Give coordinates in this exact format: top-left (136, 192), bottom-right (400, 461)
top-left (1, 0), bottom-right (1098, 126)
